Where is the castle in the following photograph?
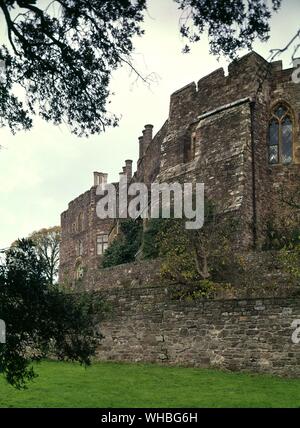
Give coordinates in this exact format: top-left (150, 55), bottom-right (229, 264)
top-left (59, 51), bottom-right (300, 287)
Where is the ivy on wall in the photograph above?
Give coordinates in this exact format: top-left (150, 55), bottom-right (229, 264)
top-left (102, 219), bottom-right (143, 268)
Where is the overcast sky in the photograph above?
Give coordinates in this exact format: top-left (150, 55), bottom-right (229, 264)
top-left (0, 0), bottom-right (299, 249)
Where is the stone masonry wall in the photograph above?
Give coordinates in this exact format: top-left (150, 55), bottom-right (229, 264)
top-left (84, 259), bottom-right (162, 292)
top-left (95, 283), bottom-right (300, 377)
top-left (60, 185), bottom-right (114, 286)
top-left (60, 51), bottom-right (300, 286)
top-left (158, 52), bottom-right (300, 248)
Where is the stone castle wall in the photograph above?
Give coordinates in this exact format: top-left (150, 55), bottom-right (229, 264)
top-left (81, 259), bottom-right (162, 292)
top-left (59, 51), bottom-right (300, 287)
top-left (95, 281), bottom-right (300, 377)
top-left (251, 59), bottom-right (300, 246)
top-left (59, 186), bottom-right (114, 285)
top-left (158, 52), bottom-right (300, 248)
top-left (58, 51), bottom-right (300, 377)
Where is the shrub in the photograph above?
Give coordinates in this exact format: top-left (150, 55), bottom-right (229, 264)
top-left (0, 239), bottom-right (103, 388)
top-left (142, 218), bottom-right (167, 259)
top-left (263, 219), bottom-right (300, 250)
top-left (278, 243), bottom-right (300, 284)
top-left (102, 219), bottom-right (142, 268)
top-left (156, 203), bottom-right (238, 290)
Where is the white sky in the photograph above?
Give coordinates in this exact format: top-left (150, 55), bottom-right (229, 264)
top-left (0, 0), bottom-right (299, 248)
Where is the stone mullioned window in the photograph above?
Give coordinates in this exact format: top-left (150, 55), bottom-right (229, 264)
top-left (268, 103), bottom-right (294, 165)
top-left (96, 234), bottom-right (108, 255)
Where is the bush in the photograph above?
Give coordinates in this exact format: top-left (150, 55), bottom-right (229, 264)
top-left (278, 243), bottom-right (300, 284)
top-left (102, 219), bottom-right (142, 268)
top-left (156, 207), bottom-right (238, 290)
top-left (263, 219), bottom-right (300, 250)
top-left (0, 239), bottom-right (103, 388)
top-left (142, 218), bottom-right (166, 259)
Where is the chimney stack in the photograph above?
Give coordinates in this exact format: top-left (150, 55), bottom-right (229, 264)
top-left (142, 124), bottom-right (153, 154)
top-left (138, 136), bottom-right (144, 159)
top-left (94, 172), bottom-right (108, 187)
top-left (125, 160), bottom-right (133, 180)
top-left (138, 124), bottom-right (153, 160)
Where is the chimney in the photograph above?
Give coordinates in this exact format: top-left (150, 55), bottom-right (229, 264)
top-left (125, 160), bottom-right (133, 180)
top-left (138, 136), bottom-right (144, 159)
top-left (93, 172), bottom-right (108, 187)
top-left (142, 124), bottom-right (153, 154)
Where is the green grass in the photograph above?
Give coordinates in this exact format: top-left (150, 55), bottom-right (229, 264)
top-left (0, 361), bottom-right (300, 407)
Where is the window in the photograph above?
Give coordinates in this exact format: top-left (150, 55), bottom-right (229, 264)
top-left (268, 103), bottom-right (293, 165)
top-left (96, 234), bottom-right (108, 255)
top-left (184, 133), bottom-right (196, 163)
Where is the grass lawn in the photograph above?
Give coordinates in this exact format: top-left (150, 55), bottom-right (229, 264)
top-left (0, 361), bottom-right (300, 408)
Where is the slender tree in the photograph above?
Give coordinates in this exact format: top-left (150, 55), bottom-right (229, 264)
top-left (29, 226), bottom-right (61, 284)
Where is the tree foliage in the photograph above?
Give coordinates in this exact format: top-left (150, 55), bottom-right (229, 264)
top-left (29, 226), bottom-right (61, 284)
top-left (279, 172), bottom-right (300, 211)
top-left (0, 0), bottom-right (146, 134)
top-left (0, 0), bottom-right (286, 134)
top-left (101, 219), bottom-right (142, 268)
top-left (150, 203), bottom-right (238, 287)
top-left (279, 243), bottom-right (300, 284)
top-left (263, 173), bottom-right (300, 251)
top-left (142, 218), bottom-right (165, 260)
top-left (177, 0), bottom-right (282, 57)
top-left (0, 239), bottom-right (103, 388)
top-left (275, 174), bottom-right (300, 284)
top-left (263, 218), bottom-right (300, 251)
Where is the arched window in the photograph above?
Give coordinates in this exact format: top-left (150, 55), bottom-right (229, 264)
top-left (268, 103), bottom-right (293, 165)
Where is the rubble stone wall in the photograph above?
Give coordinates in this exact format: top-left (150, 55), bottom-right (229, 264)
top-left (96, 282), bottom-right (300, 377)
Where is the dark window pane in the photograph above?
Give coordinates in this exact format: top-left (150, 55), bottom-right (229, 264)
top-left (282, 116), bottom-right (293, 164)
top-left (269, 119), bottom-right (279, 146)
top-left (275, 105), bottom-right (287, 119)
top-left (269, 145), bottom-right (279, 164)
